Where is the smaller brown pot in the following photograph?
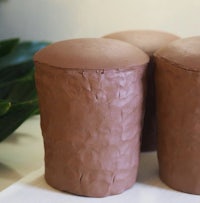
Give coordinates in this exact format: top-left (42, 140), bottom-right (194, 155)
top-left (155, 36), bottom-right (200, 194)
top-left (104, 30), bottom-right (180, 151)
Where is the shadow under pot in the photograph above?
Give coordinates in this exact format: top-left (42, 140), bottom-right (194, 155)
top-left (154, 36), bottom-right (200, 195)
top-left (103, 30), bottom-right (180, 151)
top-left (33, 38), bottom-right (149, 197)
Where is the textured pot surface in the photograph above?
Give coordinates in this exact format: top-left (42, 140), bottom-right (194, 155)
top-left (104, 30), bottom-right (180, 151)
top-left (155, 36), bottom-right (200, 194)
top-left (34, 38), bottom-right (149, 197)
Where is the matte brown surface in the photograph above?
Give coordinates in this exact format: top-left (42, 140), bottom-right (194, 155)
top-left (34, 38), bottom-right (149, 197)
top-left (34, 38), bottom-right (149, 70)
top-left (104, 30), bottom-right (180, 151)
top-left (155, 36), bottom-right (200, 71)
top-left (104, 30), bottom-right (179, 56)
top-left (155, 36), bottom-right (200, 194)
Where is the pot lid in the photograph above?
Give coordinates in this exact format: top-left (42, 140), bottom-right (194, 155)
top-left (104, 30), bottom-right (180, 56)
top-left (34, 38), bottom-right (149, 70)
top-left (155, 36), bottom-right (200, 71)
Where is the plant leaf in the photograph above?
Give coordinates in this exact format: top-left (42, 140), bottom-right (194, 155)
top-left (0, 41), bottom-right (50, 82)
top-left (0, 38), bottom-right (19, 57)
top-left (0, 100), bottom-right (11, 116)
top-left (0, 70), bottom-right (36, 100)
top-left (0, 39), bottom-right (50, 141)
top-left (0, 99), bottom-right (38, 141)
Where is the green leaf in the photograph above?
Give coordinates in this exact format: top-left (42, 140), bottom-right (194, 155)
top-left (0, 41), bottom-right (50, 82)
top-left (0, 38), bottom-right (19, 57)
top-left (0, 39), bottom-right (50, 141)
top-left (0, 70), bottom-right (36, 100)
top-left (0, 100), bottom-right (11, 116)
top-left (0, 99), bottom-right (38, 141)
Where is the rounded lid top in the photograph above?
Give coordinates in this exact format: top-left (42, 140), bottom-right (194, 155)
top-left (34, 38), bottom-right (149, 70)
top-left (104, 30), bottom-right (180, 56)
top-left (155, 36), bottom-right (200, 71)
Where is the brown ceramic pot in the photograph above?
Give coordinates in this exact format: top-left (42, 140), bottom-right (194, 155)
top-left (155, 36), bottom-right (200, 194)
top-left (104, 30), bottom-right (180, 151)
top-left (34, 38), bottom-right (149, 197)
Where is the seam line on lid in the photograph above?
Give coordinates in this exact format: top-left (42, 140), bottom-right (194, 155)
top-left (34, 61), bottom-right (148, 72)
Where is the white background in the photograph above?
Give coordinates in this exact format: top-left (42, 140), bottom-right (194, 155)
top-left (0, 0), bottom-right (200, 41)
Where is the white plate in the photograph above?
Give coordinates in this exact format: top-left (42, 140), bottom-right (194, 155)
top-left (1, 152), bottom-right (199, 203)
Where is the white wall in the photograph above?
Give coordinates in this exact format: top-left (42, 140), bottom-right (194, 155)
top-left (0, 0), bottom-right (200, 42)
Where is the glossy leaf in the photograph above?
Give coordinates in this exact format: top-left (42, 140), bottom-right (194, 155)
top-left (0, 100), bottom-right (11, 116)
top-left (0, 70), bottom-right (35, 100)
top-left (0, 99), bottom-right (38, 141)
top-left (0, 38), bottom-right (50, 141)
top-left (0, 41), bottom-right (50, 82)
top-left (0, 38), bottom-right (19, 57)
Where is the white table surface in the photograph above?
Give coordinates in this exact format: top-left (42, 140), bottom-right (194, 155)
top-left (0, 116), bottom-right (200, 202)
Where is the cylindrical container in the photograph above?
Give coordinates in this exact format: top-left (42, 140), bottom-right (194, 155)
top-left (34, 38), bottom-right (149, 197)
top-left (155, 36), bottom-right (200, 194)
top-left (104, 30), bottom-right (180, 151)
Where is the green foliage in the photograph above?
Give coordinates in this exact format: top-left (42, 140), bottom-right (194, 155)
top-left (0, 38), bottom-right (50, 141)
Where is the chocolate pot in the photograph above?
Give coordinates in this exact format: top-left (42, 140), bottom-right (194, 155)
top-left (104, 30), bottom-right (180, 151)
top-left (34, 38), bottom-right (149, 197)
top-left (155, 36), bottom-right (200, 194)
